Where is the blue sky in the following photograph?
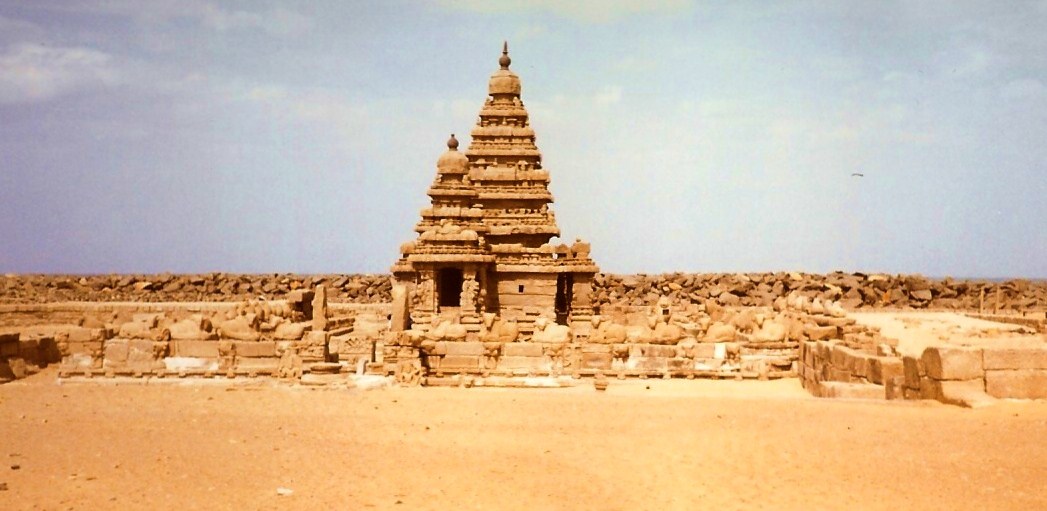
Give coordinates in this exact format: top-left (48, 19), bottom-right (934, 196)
top-left (0, 0), bottom-right (1044, 277)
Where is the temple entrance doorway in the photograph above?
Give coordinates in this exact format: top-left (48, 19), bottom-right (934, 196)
top-left (437, 268), bottom-right (464, 309)
top-left (555, 273), bottom-right (573, 325)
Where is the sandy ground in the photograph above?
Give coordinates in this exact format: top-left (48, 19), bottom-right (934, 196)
top-left (1, 372), bottom-right (1046, 511)
top-left (851, 311), bottom-right (1045, 356)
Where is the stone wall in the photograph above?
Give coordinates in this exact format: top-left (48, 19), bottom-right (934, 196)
top-left (0, 332), bottom-right (60, 382)
top-left (801, 341), bottom-right (1047, 406)
top-left (3, 273), bottom-right (1043, 312)
top-left (798, 339), bottom-right (903, 400)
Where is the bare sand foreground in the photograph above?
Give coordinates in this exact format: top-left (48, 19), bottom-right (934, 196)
top-left (1, 373), bottom-right (1046, 511)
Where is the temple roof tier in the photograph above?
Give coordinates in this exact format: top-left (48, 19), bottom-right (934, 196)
top-left (488, 225), bottom-right (560, 236)
top-left (477, 191), bottom-right (553, 200)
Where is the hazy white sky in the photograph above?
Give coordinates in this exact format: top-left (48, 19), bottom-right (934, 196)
top-left (0, 1), bottom-right (1044, 277)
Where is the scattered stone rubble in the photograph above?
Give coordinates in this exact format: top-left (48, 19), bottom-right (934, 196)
top-left (0, 273), bottom-right (392, 304)
top-left (3, 272), bottom-right (1043, 313)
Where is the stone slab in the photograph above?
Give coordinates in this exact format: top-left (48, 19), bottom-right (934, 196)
top-left (496, 356), bottom-right (548, 371)
top-left (164, 357), bottom-right (218, 371)
top-left (235, 358), bottom-right (280, 372)
top-left (441, 341), bottom-right (484, 356)
top-left (985, 369), bottom-right (1047, 399)
top-left (633, 357), bottom-right (669, 371)
top-left (982, 348), bottom-right (1047, 371)
top-left (643, 345), bottom-right (677, 358)
top-left (922, 346), bottom-right (983, 381)
top-left (171, 340), bottom-right (220, 358)
top-left (935, 379), bottom-right (994, 408)
top-left (868, 357), bottom-right (904, 386)
top-left (805, 324), bottom-right (838, 341)
top-left (103, 339), bottom-right (129, 364)
top-left (233, 341), bottom-right (277, 358)
top-left (902, 356), bottom-right (922, 390)
top-left (580, 352), bottom-right (613, 370)
top-left (439, 355), bottom-right (481, 370)
top-left (502, 343), bottom-right (543, 357)
top-left (820, 381), bottom-right (884, 400)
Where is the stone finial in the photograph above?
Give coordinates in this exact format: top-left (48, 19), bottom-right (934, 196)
top-left (499, 41), bottom-right (511, 69)
top-left (447, 133), bottom-right (459, 150)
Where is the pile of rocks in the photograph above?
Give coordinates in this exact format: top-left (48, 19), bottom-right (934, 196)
top-left (592, 272), bottom-right (1045, 312)
top-left (2, 272), bottom-right (1043, 312)
top-left (0, 274), bottom-right (391, 304)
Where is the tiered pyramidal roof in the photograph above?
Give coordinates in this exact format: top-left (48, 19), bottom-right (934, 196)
top-left (393, 43), bottom-right (597, 275)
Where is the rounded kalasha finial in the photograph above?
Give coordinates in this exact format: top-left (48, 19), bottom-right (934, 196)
top-left (447, 133), bottom-right (459, 150)
top-left (499, 40), bottom-right (511, 69)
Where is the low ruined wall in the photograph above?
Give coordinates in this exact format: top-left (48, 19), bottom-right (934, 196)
top-left (2, 273), bottom-right (1044, 312)
top-left (798, 340), bottom-right (903, 400)
top-left (592, 273), bottom-right (1045, 312)
top-left (903, 346), bottom-right (1047, 404)
top-left (966, 313), bottom-right (1046, 333)
top-left (0, 332), bottom-right (61, 382)
top-left (801, 341), bottom-right (1047, 405)
top-left (0, 274), bottom-right (392, 304)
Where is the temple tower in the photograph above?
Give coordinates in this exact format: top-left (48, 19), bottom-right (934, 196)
top-left (392, 43), bottom-right (598, 337)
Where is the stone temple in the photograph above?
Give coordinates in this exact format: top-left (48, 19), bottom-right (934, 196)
top-left (390, 43), bottom-right (599, 336)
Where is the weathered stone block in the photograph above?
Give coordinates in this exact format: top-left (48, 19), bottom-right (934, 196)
top-left (642, 345), bottom-right (676, 358)
top-left (850, 352), bottom-right (870, 380)
top-left (1, 333), bottom-right (20, 357)
top-left (902, 356), bottom-right (922, 390)
top-left (691, 343), bottom-right (715, 359)
top-left (985, 369), bottom-right (1047, 399)
top-left (65, 327), bottom-right (105, 343)
top-left (820, 381), bottom-right (884, 400)
top-left (66, 340), bottom-right (102, 355)
top-left (171, 340), bottom-right (220, 358)
top-left (983, 348), bottom-right (1047, 371)
top-left (885, 376), bottom-right (905, 400)
top-left (829, 367), bottom-right (852, 382)
top-left (497, 356), bottom-right (548, 371)
top-left (581, 352), bottom-right (613, 370)
top-left (502, 343), bottom-right (543, 357)
top-left (302, 330), bottom-right (329, 346)
top-left (806, 324), bottom-right (838, 341)
top-left (441, 341), bottom-right (484, 357)
top-left (440, 355), bottom-right (481, 370)
top-left (868, 357), bottom-right (904, 385)
top-left (4, 358), bottom-right (28, 379)
top-left (233, 341), bottom-right (277, 358)
top-left (830, 344), bottom-right (852, 367)
top-left (815, 340), bottom-right (832, 361)
top-left (934, 379), bottom-right (994, 408)
top-left (0, 359), bottom-right (15, 381)
top-left (235, 358), bottom-right (279, 372)
top-left (104, 339), bottom-right (129, 364)
top-left (635, 357), bottom-right (669, 371)
top-left (922, 346), bottom-right (983, 381)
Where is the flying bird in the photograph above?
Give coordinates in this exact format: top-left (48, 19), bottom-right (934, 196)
top-left (851, 172), bottom-right (864, 177)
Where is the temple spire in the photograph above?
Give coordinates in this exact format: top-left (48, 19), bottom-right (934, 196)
top-left (499, 41), bottom-right (511, 70)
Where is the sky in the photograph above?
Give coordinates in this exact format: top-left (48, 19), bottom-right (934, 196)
top-left (0, 0), bottom-right (1044, 278)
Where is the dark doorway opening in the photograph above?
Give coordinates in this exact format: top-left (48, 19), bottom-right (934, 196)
top-left (555, 273), bottom-right (573, 325)
top-left (437, 268), bottom-right (463, 308)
